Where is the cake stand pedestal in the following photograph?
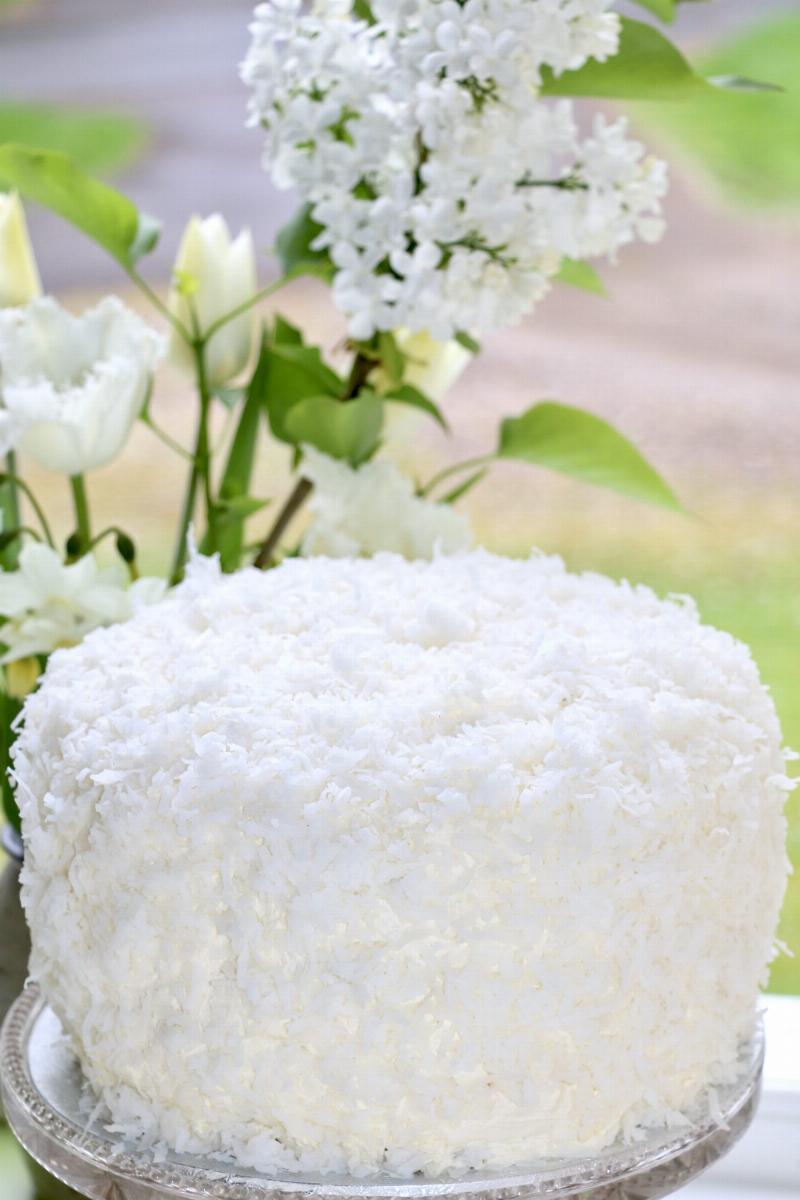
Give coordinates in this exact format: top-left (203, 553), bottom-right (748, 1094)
top-left (1, 985), bottom-right (763, 1200)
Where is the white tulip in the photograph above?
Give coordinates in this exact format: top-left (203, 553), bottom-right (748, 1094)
top-left (167, 215), bottom-right (257, 388)
top-left (393, 329), bottom-right (473, 402)
top-left (301, 447), bottom-right (473, 561)
top-left (0, 542), bottom-right (166, 664)
top-left (0, 192), bottom-right (41, 308)
top-left (0, 296), bottom-right (163, 475)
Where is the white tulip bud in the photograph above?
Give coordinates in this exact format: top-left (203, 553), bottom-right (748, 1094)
top-left (394, 329), bottom-right (472, 402)
top-left (0, 296), bottom-right (164, 475)
top-left (168, 215), bottom-right (258, 388)
top-left (0, 192), bottom-right (42, 308)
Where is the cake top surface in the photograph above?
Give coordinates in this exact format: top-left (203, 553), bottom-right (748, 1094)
top-left (18, 547), bottom-right (786, 792)
top-left (17, 549), bottom-right (786, 822)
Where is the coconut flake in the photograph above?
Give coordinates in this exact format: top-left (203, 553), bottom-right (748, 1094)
top-left (16, 550), bottom-right (791, 1177)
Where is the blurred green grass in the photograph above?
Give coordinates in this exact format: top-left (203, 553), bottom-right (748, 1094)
top-left (640, 12), bottom-right (800, 208)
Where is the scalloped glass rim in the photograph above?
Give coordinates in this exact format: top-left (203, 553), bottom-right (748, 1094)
top-left (1, 984), bottom-right (764, 1200)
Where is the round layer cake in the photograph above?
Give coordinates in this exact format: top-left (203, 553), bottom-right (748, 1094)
top-left (16, 552), bottom-right (790, 1177)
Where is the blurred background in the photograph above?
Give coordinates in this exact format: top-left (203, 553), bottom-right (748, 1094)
top-left (0, 0), bottom-right (799, 1192)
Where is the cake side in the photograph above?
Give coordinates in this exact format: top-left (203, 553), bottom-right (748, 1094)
top-left (15, 551), bottom-right (791, 1177)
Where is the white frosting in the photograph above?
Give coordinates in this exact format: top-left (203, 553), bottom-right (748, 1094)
top-left (16, 551), bottom-right (791, 1177)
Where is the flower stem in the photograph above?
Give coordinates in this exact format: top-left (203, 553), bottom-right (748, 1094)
top-left (192, 341), bottom-right (218, 554)
top-left (0, 470), bottom-right (55, 548)
top-left (0, 453), bottom-right (22, 569)
top-left (69, 475), bottom-right (92, 554)
top-left (169, 449), bottom-right (200, 586)
top-left (420, 454), bottom-right (495, 498)
top-left (126, 268), bottom-right (193, 345)
top-left (203, 278), bottom-right (288, 345)
top-left (141, 414), bottom-right (193, 461)
top-left (169, 339), bottom-right (218, 584)
top-left (253, 478), bottom-right (312, 570)
top-left (3, 453), bottom-right (20, 530)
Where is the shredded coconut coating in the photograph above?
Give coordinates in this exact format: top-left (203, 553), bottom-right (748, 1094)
top-left (16, 552), bottom-right (791, 1178)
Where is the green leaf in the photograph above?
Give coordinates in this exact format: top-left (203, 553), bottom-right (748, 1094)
top-left (353, 0), bottom-right (376, 23)
top-left (705, 74), bottom-right (784, 95)
top-left (130, 211), bottom-right (161, 261)
top-left (384, 384), bottom-right (449, 432)
top-left (215, 495), bottom-right (271, 527)
top-left (0, 104), bottom-right (147, 174)
top-left (455, 331), bottom-right (481, 355)
top-left (274, 314), bottom-right (304, 346)
top-left (261, 341), bottom-right (344, 445)
top-left (0, 481), bottom-right (20, 571)
top-left (286, 393), bottom-right (384, 465)
top-left (378, 332), bottom-right (406, 387)
top-left (0, 691), bottom-right (23, 833)
top-left (209, 333), bottom-right (270, 572)
top-left (0, 143), bottom-right (158, 267)
top-left (544, 18), bottom-right (780, 101)
top-left (540, 19), bottom-right (704, 100)
top-left (635, 12), bottom-right (800, 208)
top-left (276, 204), bottom-right (335, 282)
top-left (555, 258), bottom-right (607, 296)
top-left (540, 17), bottom-right (776, 102)
top-left (498, 401), bottom-right (681, 511)
top-left (628, 0), bottom-right (675, 22)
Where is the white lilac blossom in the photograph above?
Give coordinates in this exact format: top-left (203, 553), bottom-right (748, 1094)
top-left (0, 296), bottom-right (164, 475)
top-left (0, 543), bottom-right (165, 664)
top-left (300, 446), bottom-right (473, 558)
top-left (17, 552), bottom-right (790, 1175)
top-left (168, 215), bottom-right (258, 388)
top-left (241, 1), bottom-right (668, 339)
top-left (0, 192), bottom-right (41, 309)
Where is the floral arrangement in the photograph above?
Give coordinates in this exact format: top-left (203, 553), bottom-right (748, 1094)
top-left (0, 0), bottom-right (773, 834)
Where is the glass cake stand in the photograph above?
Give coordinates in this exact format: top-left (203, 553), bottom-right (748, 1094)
top-left (1, 985), bottom-right (763, 1200)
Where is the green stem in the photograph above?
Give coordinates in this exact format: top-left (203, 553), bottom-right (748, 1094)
top-left (0, 470), bottom-right (55, 547)
top-left (141, 414), bottom-right (193, 461)
top-left (421, 454), bottom-right (495, 498)
top-left (86, 527), bottom-right (138, 578)
top-left (253, 477), bottom-right (312, 570)
top-left (4, 452), bottom-right (20, 529)
top-left (126, 268), bottom-right (193, 345)
top-left (192, 341), bottom-right (218, 555)
top-left (85, 525), bottom-right (129, 550)
top-left (4, 526), bottom-right (44, 546)
top-left (0, 453), bottom-right (21, 569)
top-left (203, 278), bottom-right (288, 346)
top-left (169, 445), bottom-right (201, 586)
top-left (170, 340), bottom-right (218, 584)
top-left (69, 475), bottom-right (92, 554)
top-left (515, 173), bottom-right (588, 192)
